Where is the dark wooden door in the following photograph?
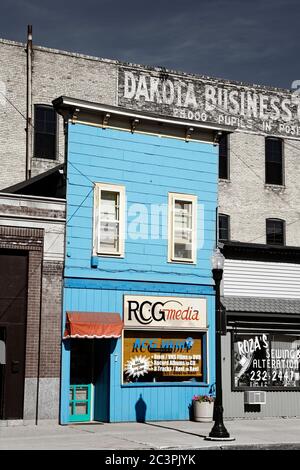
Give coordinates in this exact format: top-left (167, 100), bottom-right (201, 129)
top-left (0, 251), bottom-right (28, 420)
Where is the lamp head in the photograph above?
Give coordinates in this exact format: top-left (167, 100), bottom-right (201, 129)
top-left (211, 247), bottom-right (225, 271)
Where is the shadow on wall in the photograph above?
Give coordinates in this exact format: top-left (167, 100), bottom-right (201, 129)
top-left (135, 394), bottom-right (147, 422)
top-left (188, 402), bottom-right (193, 421)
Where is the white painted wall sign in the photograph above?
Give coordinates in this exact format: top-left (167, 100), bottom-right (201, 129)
top-left (118, 67), bottom-right (300, 138)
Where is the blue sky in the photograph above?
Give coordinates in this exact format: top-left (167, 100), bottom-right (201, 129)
top-left (1, 0), bottom-right (299, 89)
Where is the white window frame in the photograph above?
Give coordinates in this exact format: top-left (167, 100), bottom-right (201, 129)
top-left (93, 182), bottom-right (125, 257)
top-left (168, 192), bottom-right (197, 264)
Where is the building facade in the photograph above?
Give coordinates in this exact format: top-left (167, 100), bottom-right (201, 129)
top-left (0, 193), bottom-right (65, 424)
top-left (221, 242), bottom-right (300, 418)
top-left (1, 34), bottom-right (300, 251)
top-left (54, 97), bottom-right (224, 423)
top-left (1, 30), bottom-right (300, 422)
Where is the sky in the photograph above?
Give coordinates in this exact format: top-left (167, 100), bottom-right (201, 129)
top-left (1, 0), bottom-right (300, 89)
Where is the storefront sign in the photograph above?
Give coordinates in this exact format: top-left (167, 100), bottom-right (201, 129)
top-left (233, 333), bottom-right (300, 389)
top-left (118, 67), bottom-right (300, 137)
top-left (123, 295), bottom-right (207, 329)
top-left (123, 330), bottom-right (202, 383)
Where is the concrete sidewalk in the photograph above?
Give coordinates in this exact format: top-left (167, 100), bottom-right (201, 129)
top-left (0, 417), bottom-right (300, 450)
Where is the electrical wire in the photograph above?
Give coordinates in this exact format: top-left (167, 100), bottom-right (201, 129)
top-left (1, 85), bottom-right (300, 250)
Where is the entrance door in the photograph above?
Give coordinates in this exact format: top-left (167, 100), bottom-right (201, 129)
top-left (69, 339), bottom-right (111, 423)
top-left (0, 251), bottom-right (28, 420)
top-left (0, 327), bottom-right (5, 417)
top-left (69, 339), bottom-right (94, 422)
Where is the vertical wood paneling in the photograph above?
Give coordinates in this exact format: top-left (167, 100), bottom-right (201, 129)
top-left (64, 284), bottom-right (215, 422)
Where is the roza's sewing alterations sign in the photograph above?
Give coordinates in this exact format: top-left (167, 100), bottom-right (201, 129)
top-left (118, 67), bottom-right (300, 137)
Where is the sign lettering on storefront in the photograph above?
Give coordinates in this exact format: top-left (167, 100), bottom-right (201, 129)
top-left (118, 67), bottom-right (300, 137)
top-left (123, 295), bottom-right (207, 329)
top-left (123, 331), bottom-right (203, 382)
top-left (233, 333), bottom-right (300, 389)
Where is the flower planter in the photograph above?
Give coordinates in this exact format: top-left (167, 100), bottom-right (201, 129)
top-left (193, 401), bottom-right (214, 423)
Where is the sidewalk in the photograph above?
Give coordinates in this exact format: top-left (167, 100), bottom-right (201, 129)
top-left (0, 417), bottom-right (299, 450)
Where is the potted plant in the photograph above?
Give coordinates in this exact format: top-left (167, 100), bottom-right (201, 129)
top-left (192, 395), bottom-right (214, 422)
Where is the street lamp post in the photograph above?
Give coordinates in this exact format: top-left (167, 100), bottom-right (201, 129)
top-left (206, 247), bottom-right (235, 441)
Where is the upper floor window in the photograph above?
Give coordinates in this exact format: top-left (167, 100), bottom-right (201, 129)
top-left (168, 193), bottom-right (197, 263)
top-left (265, 137), bottom-right (283, 185)
top-left (219, 134), bottom-right (229, 180)
top-left (34, 105), bottom-right (57, 159)
top-left (266, 218), bottom-right (285, 245)
top-left (93, 183), bottom-right (125, 257)
top-left (218, 214), bottom-right (230, 242)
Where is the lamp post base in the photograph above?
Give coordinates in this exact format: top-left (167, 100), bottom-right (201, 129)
top-left (205, 436), bottom-right (236, 442)
top-left (206, 405), bottom-right (234, 441)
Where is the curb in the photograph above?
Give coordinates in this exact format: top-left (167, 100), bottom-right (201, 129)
top-left (200, 442), bottom-right (300, 450)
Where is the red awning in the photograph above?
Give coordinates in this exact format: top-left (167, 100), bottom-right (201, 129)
top-left (63, 312), bottom-right (123, 339)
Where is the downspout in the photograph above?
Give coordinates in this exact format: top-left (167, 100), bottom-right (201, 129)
top-left (35, 247), bottom-right (44, 425)
top-left (59, 117), bottom-right (68, 424)
top-left (26, 25), bottom-right (33, 180)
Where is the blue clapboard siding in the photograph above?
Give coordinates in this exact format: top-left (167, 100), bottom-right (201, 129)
top-left (61, 122), bottom-right (218, 423)
top-left (65, 124), bottom-right (218, 285)
top-left (61, 283), bottom-right (216, 423)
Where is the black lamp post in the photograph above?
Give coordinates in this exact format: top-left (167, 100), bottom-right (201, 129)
top-left (206, 247), bottom-right (235, 441)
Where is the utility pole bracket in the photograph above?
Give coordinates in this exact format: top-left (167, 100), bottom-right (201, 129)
top-left (102, 113), bottom-right (110, 128)
top-left (185, 127), bottom-right (194, 142)
top-left (131, 118), bottom-right (139, 133)
top-left (213, 130), bottom-right (223, 146)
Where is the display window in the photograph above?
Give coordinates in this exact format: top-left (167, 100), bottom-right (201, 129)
top-left (123, 330), bottom-right (204, 384)
top-left (232, 332), bottom-right (300, 390)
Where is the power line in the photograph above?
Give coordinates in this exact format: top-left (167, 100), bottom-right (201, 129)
top-left (2, 85), bottom-right (300, 248)
top-left (209, 100), bottom-right (300, 243)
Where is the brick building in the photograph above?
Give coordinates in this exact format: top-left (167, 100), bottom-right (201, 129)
top-left (0, 193), bottom-right (65, 423)
top-left (0, 29), bottom-right (300, 421)
top-left (1, 34), bottom-right (300, 245)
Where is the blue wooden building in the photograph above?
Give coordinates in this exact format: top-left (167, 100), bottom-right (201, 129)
top-left (54, 96), bottom-right (229, 424)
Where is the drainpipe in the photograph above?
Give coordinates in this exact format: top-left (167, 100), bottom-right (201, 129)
top-left (26, 25), bottom-right (33, 180)
top-left (35, 252), bottom-right (44, 425)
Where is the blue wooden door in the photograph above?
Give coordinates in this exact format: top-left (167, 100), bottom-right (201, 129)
top-left (69, 384), bottom-right (91, 422)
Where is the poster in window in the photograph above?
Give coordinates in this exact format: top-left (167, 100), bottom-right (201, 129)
top-left (233, 333), bottom-right (300, 389)
top-left (123, 331), bottom-right (203, 383)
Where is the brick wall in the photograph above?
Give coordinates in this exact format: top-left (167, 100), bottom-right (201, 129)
top-left (0, 38), bottom-right (118, 188)
top-left (0, 226), bottom-right (44, 378)
top-left (25, 249), bottom-right (43, 379)
top-left (39, 261), bottom-right (63, 378)
top-left (1, 37), bottom-right (300, 247)
top-left (218, 132), bottom-right (300, 246)
top-left (0, 220), bottom-right (63, 421)
top-left (0, 41), bottom-right (27, 187)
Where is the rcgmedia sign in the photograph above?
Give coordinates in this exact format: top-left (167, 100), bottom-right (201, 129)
top-left (123, 295), bottom-right (207, 329)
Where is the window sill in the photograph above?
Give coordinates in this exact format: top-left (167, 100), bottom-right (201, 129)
top-left (33, 156), bottom-right (58, 161)
top-left (167, 260), bottom-right (196, 265)
top-left (232, 387), bottom-right (300, 392)
top-left (122, 381), bottom-right (209, 388)
top-left (218, 178), bottom-right (231, 183)
top-left (91, 254), bottom-right (124, 267)
top-left (264, 184), bottom-right (286, 192)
